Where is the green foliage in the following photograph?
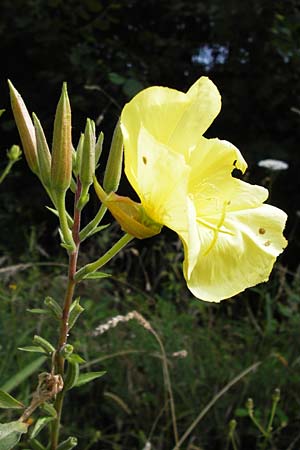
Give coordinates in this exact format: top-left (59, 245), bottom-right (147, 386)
top-left (0, 421), bottom-right (28, 449)
top-left (0, 236), bottom-right (299, 449)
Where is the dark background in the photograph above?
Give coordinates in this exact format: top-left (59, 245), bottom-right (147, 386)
top-left (0, 0), bottom-right (299, 262)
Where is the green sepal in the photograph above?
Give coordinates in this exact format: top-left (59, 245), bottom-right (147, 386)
top-left (29, 416), bottom-right (54, 439)
top-left (0, 421), bottom-right (28, 450)
top-left (75, 371), bottom-right (106, 387)
top-left (26, 308), bottom-right (48, 315)
top-left (33, 335), bottom-right (55, 354)
top-left (70, 177), bottom-right (77, 194)
top-left (66, 353), bottom-right (86, 364)
top-left (68, 298), bottom-right (84, 330)
top-left (44, 296), bottom-right (62, 320)
top-left (18, 346), bottom-right (47, 354)
top-left (29, 438), bottom-right (47, 450)
top-left (63, 361), bottom-right (79, 391)
top-left (0, 109), bottom-right (5, 118)
top-left (81, 272), bottom-right (111, 280)
top-left (57, 436), bottom-right (78, 450)
top-left (0, 390), bottom-right (24, 409)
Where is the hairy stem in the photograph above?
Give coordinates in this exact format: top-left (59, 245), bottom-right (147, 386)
top-left (50, 179), bottom-right (82, 450)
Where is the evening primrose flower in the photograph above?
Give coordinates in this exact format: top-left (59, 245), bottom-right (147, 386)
top-left (109, 76), bottom-right (287, 302)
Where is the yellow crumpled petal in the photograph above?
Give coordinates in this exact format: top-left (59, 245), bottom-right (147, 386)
top-left (184, 200), bottom-right (288, 302)
top-left (119, 76), bottom-right (287, 302)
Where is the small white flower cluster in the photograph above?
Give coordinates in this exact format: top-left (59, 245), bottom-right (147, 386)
top-left (258, 159), bottom-right (289, 171)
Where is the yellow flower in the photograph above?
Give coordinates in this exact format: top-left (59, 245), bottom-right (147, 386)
top-left (119, 76), bottom-right (287, 302)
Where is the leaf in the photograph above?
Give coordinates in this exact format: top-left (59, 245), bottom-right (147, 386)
top-left (0, 356), bottom-right (46, 393)
top-left (26, 308), bottom-right (49, 315)
top-left (82, 272), bottom-right (111, 280)
top-left (40, 402), bottom-right (57, 418)
top-left (122, 78), bottom-right (143, 98)
top-left (29, 416), bottom-right (54, 439)
top-left (66, 353), bottom-right (86, 364)
top-left (75, 371), bottom-right (106, 387)
top-left (0, 110), bottom-right (5, 118)
top-left (86, 223), bottom-right (110, 238)
top-left (18, 346), bottom-right (47, 354)
top-left (0, 421), bottom-right (28, 450)
top-left (0, 391), bottom-right (24, 409)
top-left (108, 72), bottom-right (126, 85)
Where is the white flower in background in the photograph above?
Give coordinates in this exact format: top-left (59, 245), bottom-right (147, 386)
top-left (258, 159), bottom-right (289, 171)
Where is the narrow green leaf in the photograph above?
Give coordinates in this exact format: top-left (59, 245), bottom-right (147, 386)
top-left (18, 346), bottom-right (47, 354)
top-left (30, 416), bottom-right (54, 439)
top-left (57, 436), bottom-right (78, 450)
top-left (29, 438), bottom-right (47, 450)
top-left (26, 308), bottom-right (48, 315)
top-left (0, 356), bottom-right (46, 393)
top-left (40, 402), bottom-right (57, 418)
top-left (0, 390), bottom-right (24, 409)
top-left (66, 353), bottom-right (85, 364)
top-left (0, 109), bottom-right (5, 118)
top-left (86, 223), bottom-right (110, 238)
top-left (75, 371), bottom-right (106, 387)
top-left (82, 272), bottom-right (111, 280)
top-left (0, 421), bottom-right (28, 450)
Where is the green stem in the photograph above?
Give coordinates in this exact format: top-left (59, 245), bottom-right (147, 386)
top-left (50, 180), bottom-right (82, 450)
top-left (79, 203), bottom-right (107, 241)
top-left (0, 160), bottom-right (14, 184)
top-left (74, 233), bottom-right (133, 281)
top-left (56, 190), bottom-right (75, 251)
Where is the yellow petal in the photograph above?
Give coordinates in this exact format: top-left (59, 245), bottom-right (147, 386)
top-left (184, 204), bottom-right (287, 302)
top-left (125, 126), bottom-right (192, 232)
top-left (168, 77), bottom-right (221, 157)
top-left (121, 76), bottom-right (221, 163)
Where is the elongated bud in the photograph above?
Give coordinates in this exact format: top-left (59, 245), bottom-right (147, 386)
top-left (103, 120), bottom-right (123, 193)
top-left (8, 80), bottom-right (38, 173)
top-left (33, 113), bottom-right (52, 188)
top-left (94, 177), bottom-right (161, 239)
top-left (7, 145), bottom-right (22, 162)
top-left (95, 131), bottom-right (104, 166)
top-left (73, 133), bottom-right (84, 176)
top-left (51, 83), bottom-right (72, 192)
top-left (77, 119), bottom-right (96, 210)
top-left (80, 118), bottom-right (95, 185)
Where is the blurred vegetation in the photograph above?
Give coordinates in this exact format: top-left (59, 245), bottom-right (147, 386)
top-left (0, 231), bottom-right (300, 449)
top-left (0, 1), bottom-right (300, 449)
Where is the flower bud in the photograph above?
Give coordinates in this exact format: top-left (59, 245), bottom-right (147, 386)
top-left (103, 120), bottom-right (123, 193)
top-left (51, 83), bottom-right (72, 192)
top-left (8, 80), bottom-right (38, 173)
top-left (95, 131), bottom-right (104, 167)
top-left (94, 177), bottom-right (162, 239)
top-left (33, 113), bottom-right (52, 188)
top-left (77, 119), bottom-right (96, 209)
top-left (80, 118), bottom-right (95, 186)
top-left (7, 145), bottom-right (22, 162)
top-left (73, 133), bottom-right (84, 177)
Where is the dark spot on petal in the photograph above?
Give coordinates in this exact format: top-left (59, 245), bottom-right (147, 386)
top-left (259, 228), bottom-right (266, 235)
top-left (227, 200), bottom-right (231, 205)
top-left (264, 240), bottom-right (271, 246)
top-left (142, 156), bottom-right (147, 164)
